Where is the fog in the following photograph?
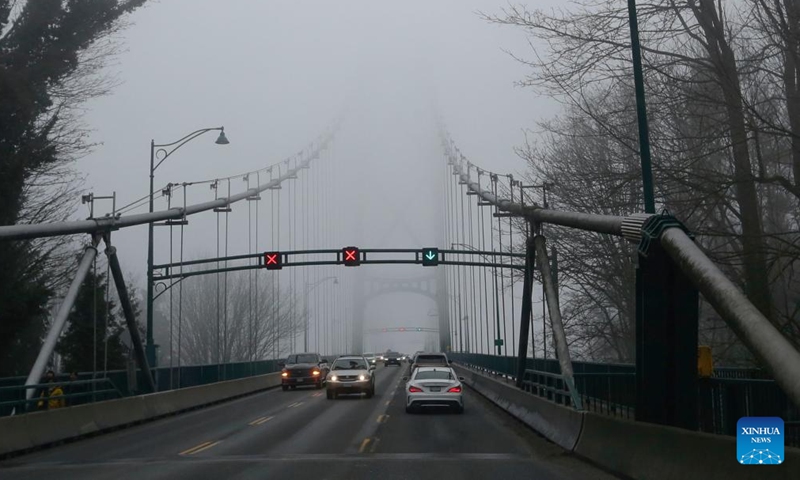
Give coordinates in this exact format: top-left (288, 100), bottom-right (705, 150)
top-left (76, 0), bottom-right (560, 357)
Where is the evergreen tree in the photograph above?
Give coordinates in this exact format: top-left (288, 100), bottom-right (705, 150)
top-left (0, 1), bottom-right (147, 375)
top-left (57, 261), bottom-right (127, 373)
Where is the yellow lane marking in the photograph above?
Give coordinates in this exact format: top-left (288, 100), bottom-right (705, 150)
top-left (189, 441), bottom-right (221, 455)
top-left (288, 401), bottom-right (304, 408)
top-left (358, 438), bottom-right (371, 453)
top-left (377, 414), bottom-right (389, 424)
top-left (370, 437), bottom-right (381, 453)
top-left (180, 441), bottom-right (213, 456)
top-left (249, 416), bottom-right (273, 426)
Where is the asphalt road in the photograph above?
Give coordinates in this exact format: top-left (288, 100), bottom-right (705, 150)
top-left (0, 365), bottom-right (620, 480)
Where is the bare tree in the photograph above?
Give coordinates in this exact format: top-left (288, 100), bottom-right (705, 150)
top-left (485, 0), bottom-right (800, 363)
top-left (154, 270), bottom-right (302, 366)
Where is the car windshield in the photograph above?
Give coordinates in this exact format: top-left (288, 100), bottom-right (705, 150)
top-left (286, 354), bottom-right (318, 364)
top-left (332, 358), bottom-right (367, 370)
top-left (414, 370), bottom-right (453, 380)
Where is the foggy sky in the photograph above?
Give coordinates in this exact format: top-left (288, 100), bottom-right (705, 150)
top-left (74, 0), bottom-right (561, 355)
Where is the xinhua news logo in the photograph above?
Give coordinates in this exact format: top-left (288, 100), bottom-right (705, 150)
top-left (737, 417), bottom-right (784, 465)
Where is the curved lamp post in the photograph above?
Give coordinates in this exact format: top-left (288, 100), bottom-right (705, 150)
top-left (146, 127), bottom-right (229, 367)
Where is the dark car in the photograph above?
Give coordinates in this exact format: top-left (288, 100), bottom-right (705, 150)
top-left (384, 351), bottom-right (402, 366)
top-left (280, 353), bottom-right (329, 390)
top-left (408, 352), bottom-right (450, 376)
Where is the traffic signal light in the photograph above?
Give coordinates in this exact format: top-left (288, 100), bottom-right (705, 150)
top-left (342, 246), bottom-right (360, 266)
top-left (264, 251), bottom-right (282, 270)
top-left (422, 247), bottom-right (439, 266)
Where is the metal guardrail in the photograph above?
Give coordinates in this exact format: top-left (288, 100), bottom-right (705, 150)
top-left (450, 353), bottom-right (799, 447)
top-left (0, 359), bottom-right (282, 417)
top-left (0, 378), bottom-right (123, 414)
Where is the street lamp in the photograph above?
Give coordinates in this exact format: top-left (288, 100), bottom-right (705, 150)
top-left (146, 127), bottom-right (229, 367)
top-left (303, 276), bottom-right (338, 352)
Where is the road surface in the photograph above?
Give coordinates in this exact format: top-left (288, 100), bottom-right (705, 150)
top-left (0, 365), bottom-right (619, 479)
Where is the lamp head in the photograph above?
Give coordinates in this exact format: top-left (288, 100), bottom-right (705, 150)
top-left (215, 129), bottom-right (230, 145)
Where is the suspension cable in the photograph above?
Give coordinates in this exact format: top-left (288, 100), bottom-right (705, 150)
top-left (467, 165), bottom-right (478, 353)
top-left (177, 185), bottom-right (186, 387)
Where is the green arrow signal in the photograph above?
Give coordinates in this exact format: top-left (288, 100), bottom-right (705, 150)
top-left (421, 248), bottom-right (439, 266)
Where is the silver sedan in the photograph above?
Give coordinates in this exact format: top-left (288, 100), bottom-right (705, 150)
top-left (404, 366), bottom-right (464, 414)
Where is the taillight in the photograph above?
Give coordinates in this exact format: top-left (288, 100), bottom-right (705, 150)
top-left (447, 386), bottom-right (462, 393)
top-left (408, 386), bottom-right (423, 393)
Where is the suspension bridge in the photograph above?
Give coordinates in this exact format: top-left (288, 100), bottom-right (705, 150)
top-left (0, 110), bottom-right (798, 480)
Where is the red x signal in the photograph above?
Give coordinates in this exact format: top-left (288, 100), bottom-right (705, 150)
top-left (264, 252), bottom-right (282, 270)
top-left (342, 246), bottom-right (360, 266)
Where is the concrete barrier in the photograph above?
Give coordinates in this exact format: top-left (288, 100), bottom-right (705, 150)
top-left (0, 373), bottom-right (280, 457)
top-left (575, 411), bottom-right (800, 480)
top-left (454, 363), bottom-right (800, 480)
top-left (452, 364), bottom-right (584, 451)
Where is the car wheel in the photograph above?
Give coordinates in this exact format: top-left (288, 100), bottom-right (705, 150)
top-left (290, 385), bottom-right (297, 390)
top-left (326, 389), bottom-right (334, 399)
top-left (281, 385), bottom-right (288, 392)
top-left (315, 381), bottom-right (323, 390)
top-left (405, 405), bottom-right (414, 414)
top-left (454, 404), bottom-right (464, 414)
top-left (365, 387), bottom-right (374, 399)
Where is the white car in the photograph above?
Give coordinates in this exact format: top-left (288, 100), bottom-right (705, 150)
top-left (327, 356), bottom-right (376, 399)
top-left (404, 366), bottom-right (464, 414)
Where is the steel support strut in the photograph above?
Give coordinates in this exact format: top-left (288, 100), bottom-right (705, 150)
top-left (24, 237), bottom-right (100, 402)
top-left (104, 237), bottom-right (157, 393)
top-left (534, 235), bottom-right (582, 410)
top-left (660, 227), bottom-right (800, 409)
top-left (515, 228), bottom-right (536, 388)
top-left (635, 216), bottom-right (698, 428)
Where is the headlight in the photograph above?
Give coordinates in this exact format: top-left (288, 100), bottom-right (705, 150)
top-left (312, 370), bottom-right (320, 376)
top-left (330, 375), bottom-right (338, 382)
top-left (358, 375), bottom-right (366, 381)
top-left (281, 371), bottom-right (288, 377)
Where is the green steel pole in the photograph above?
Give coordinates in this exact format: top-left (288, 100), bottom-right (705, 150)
top-left (628, 0), bottom-right (656, 214)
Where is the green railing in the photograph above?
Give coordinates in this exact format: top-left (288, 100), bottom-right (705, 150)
top-left (449, 353), bottom-right (799, 447)
top-left (0, 359), bottom-right (282, 417)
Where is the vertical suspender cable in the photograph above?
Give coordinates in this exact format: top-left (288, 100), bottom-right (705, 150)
top-left (291, 159), bottom-right (297, 351)
top-left (477, 171), bottom-right (489, 355)
top-left (215, 181), bottom-right (221, 371)
top-left (303, 153), bottom-right (309, 352)
top-left (508, 176), bottom-right (516, 357)
top-left (457, 165), bottom-right (467, 353)
top-left (103, 259), bottom-right (111, 377)
top-left (443, 151), bottom-right (452, 353)
top-left (467, 168), bottom-right (477, 353)
top-left (270, 167), bottom-right (277, 361)
top-left (276, 165), bottom-right (281, 358)
top-left (168, 189), bottom-right (174, 388)
top-left (489, 176), bottom-right (501, 356)
top-left (177, 185), bottom-right (186, 387)
top-left (495, 177), bottom-right (508, 356)
top-left (247, 175), bottom-right (253, 371)
top-left (255, 172), bottom-right (261, 364)
top-left (224, 180), bottom-right (230, 369)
